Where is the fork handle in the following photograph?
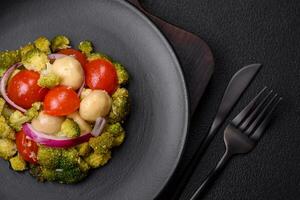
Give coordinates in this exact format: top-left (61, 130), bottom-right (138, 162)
top-left (189, 151), bottom-right (232, 200)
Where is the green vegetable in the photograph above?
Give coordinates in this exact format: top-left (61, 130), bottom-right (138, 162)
top-left (108, 88), bottom-right (130, 123)
top-left (35, 146), bottom-right (88, 184)
top-left (0, 116), bottom-right (15, 140)
top-left (55, 167), bottom-right (87, 184)
top-left (0, 50), bottom-right (21, 76)
top-left (78, 158), bottom-right (90, 172)
top-left (76, 142), bottom-right (91, 157)
top-left (105, 123), bottom-right (126, 147)
top-left (89, 132), bottom-right (114, 154)
top-left (105, 123), bottom-right (124, 136)
top-left (37, 146), bottom-right (61, 169)
top-left (51, 35), bottom-right (70, 52)
top-left (0, 139), bottom-right (16, 160)
top-left (9, 154), bottom-right (27, 171)
top-left (84, 151), bottom-right (111, 168)
top-left (34, 36), bottom-right (51, 54)
top-left (78, 40), bottom-right (93, 55)
top-left (20, 43), bottom-right (35, 57)
top-left (112, 132), bottom-right (125, 147)
top-left (87, 52), bottom-right (112, 62)
top-left (38, 167), bottom-right (57, 182)
top-left (21, 48), bottom-right (49, 72)
top-left (37, 146), bottom-right (80, 170)
top-left (1, 104), bottom-right (15, 120)
top-left (38, 73), bottom-right (60, 88)
top-left (25, 102), bottom-right (42, 120)
top-left (59, 148), bottom-right (79, 169)
top-left (0, 98), bottom-right (6, 114)
top-left (9, 111), bottom-right (30, 131)
top-left (58, 119), bottom-right (81, 138)
top-left (31, 166), bottom-right (87, 184)
top-left (113, 62), bottom-right (129, 85)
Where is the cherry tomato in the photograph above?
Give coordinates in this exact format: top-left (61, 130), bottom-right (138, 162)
top-left (58, 48), bottom-right (87, 67)
top-left (85, 59), bottom-right (118, 94)
top-left (16, 130), bottom-right (38, 164)
top-left (44, 86), bottom-right (80, 116)
top-left (7, 70), bottom-right (48, 109)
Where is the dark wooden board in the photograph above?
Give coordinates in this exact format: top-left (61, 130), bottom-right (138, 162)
top-left (127, 0), bottom-right (215, 114)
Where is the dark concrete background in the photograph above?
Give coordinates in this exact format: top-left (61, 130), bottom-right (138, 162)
top-left (138, 0), bottom-right (300, 199)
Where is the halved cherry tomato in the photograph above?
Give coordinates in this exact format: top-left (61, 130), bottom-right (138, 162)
top-left (85, 59), bottom-right (118, 94)
top-left (44, 86), bottom-right (80, 116)
top-left (16, 130), bottom-right (38, 164)
top-left (58, 48), bottom-right (87, 67)
top-left (7, 70), bottom-right (48, 109)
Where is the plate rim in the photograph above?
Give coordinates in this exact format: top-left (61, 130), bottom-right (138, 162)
top-left (120, 0), bottom-right (190, 198)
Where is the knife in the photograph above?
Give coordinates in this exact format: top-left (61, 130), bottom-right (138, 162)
top-left (172, 63), bottom-right (262, 200)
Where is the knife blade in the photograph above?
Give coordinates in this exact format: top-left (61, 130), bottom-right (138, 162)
top-left (172, 63), bottom-right (262, 200)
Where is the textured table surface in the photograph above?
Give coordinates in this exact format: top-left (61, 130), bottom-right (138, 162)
top-left (137, 0), bottom-right (300, 199)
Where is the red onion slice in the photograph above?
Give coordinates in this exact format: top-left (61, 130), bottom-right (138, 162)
top-left (23, 123), bottom-right (93, 148)
top-left (22, 117), bottom-right (106, 148)
top-left (0, 63), bottom-right (27, 113)
top-left (77, 79), bottom-right (85, 97)
top-left (91, 117), bottom-right (106, 137)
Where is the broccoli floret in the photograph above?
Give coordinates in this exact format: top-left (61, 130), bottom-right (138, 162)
top-left (51, 35), bottom-right (70, 52)
top-left (31, 166), bottom-right (86, 184)
top-left (9, 154), bottom-right (27, 171)
top-left (9, 110), bottom-right (30, 131)
top-left (89, 132), bottom-right (114, 154)
top-left (0, 50), bottom-right (21, 76)
top-left (0, 139), bottom-right (16, 160)
top-left (58, 119), bottom-right (81, 138)
top-left (37, 146), bottom-right (61, 169)
top-left (0, 98), bottom-right (5, 114)
top-left (78, 40), bottom-right (93, 55)
top-left (56, 167), bottom-right (87, 184)
top-left (59, 148), bottom-right (79, 169)
top-left (38, 73), bottom-right (60, 88)
top-left (108, 88), bottom-right (130, 123)
top-left (2, 104), bottom-right (15, 120)
top-left (113, 132), bottom-right (125, 147)
top-left (113, 62), bottom-right (129, 86)
top-left (34, 146), bottom-right (88, 184)
top-left (25, 102), bottom-right (42, 120)
top-left (84, 151), bottom-right (111, 168)
top-left (0, 116), bottom-right (15, 140)
top-left (22, 48), bottom-right (49, 72)
top-left (34, 36), bottom-right (51, 54)
top-left (39, 167), bottom-right (57, 182)
top-left (105, 122), bottom-right (124, 137)
top-left (80, 88), bottom-right (92, 100)
top-left (87, 52), bottom-right (112, 62)
top-left (105, 123), bottom-right (126, 146)
top-left (76, 142), bottom-right (91, 157)
top-left (78, 157), bottom-right (90, 172)
top-left (20, 43), bottom-right (35, 57)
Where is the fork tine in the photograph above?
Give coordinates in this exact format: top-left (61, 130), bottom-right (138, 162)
top-left (239, 90), bottom-right (274, 132)
top-left (249, 97), bottom-right (282, 141)
top-left (231, 87), bottom-right (267, 126)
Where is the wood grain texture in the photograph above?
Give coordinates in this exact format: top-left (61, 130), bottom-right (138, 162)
top-left (127, 0), bottom-right (214, 114)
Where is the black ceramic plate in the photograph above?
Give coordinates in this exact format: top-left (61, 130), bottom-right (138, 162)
top-left (0, 0), bottom-right (189, 199)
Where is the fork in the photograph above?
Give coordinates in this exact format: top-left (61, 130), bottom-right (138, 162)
top-left (189, 87), bottom-right (282, 200)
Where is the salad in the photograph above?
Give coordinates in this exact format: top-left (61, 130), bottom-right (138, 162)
top-left (0, 35), bottom-right (130, 184)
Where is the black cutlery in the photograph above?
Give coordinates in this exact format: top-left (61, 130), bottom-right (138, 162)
top-left (173, 64), bottom-right (261, 199)
top-left (189, 87), bottom-right (282, 199)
